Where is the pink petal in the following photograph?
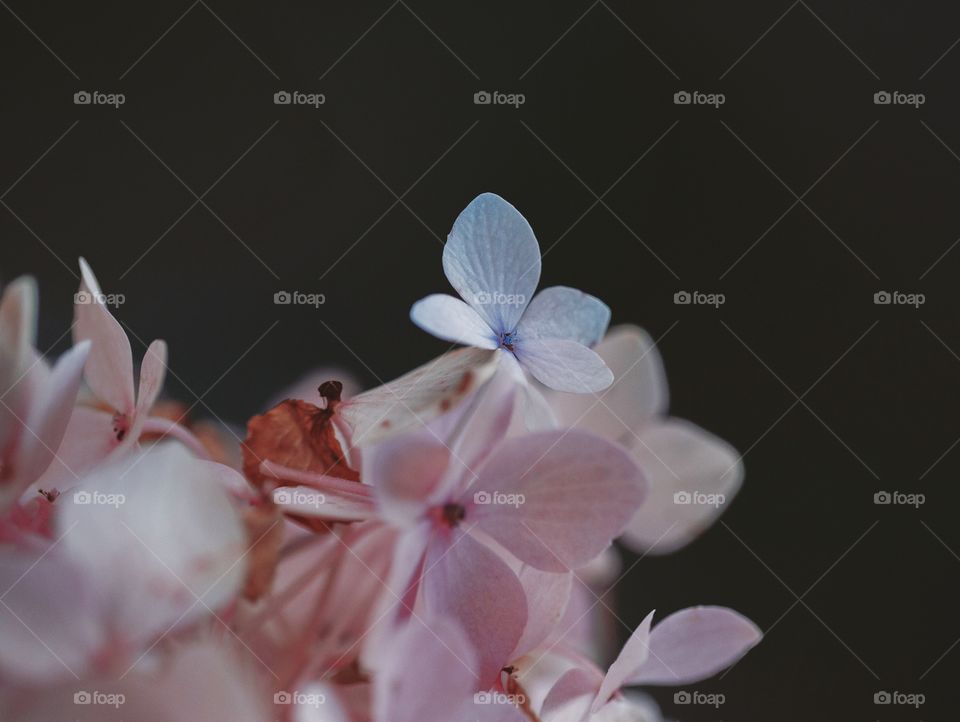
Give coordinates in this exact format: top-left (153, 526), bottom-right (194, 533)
top-left (515, 569), bottom-right (573, 660)
top-left (13, 341), bottom-right (91, 488)
top-left (28, 407), bottom-right (121, 491)
top-left (514, 337), bottom-right (613, 393)
top-left (364, 432), bottom-right (451, 525)
top-left (458, 701), bottom-right (529, 721)
top-left (544, 325), bottom-right (668, 442)
top-left (13, 638), bottom-right (272, 722)
top-left (619, 419), bottom-right (743, 555)
top-left (0, 277), bottom-right (38, 443)
top-left (541, 667), bottom-right (601, 722)
top-left (442, 193), bottom-right (541, 333)
top-left (422, 529), bottom-right (526, 685)
top-left (518, 286), bottom-right (610, 346)
top-left (73, 258), bottom-right (135, 415)
top-left (338, 347), bottom-right (498, 448)
top-left (593, 694), bottom-right (664, 722)
top-left (271, 484), bottom-right (375, 522)
top-left (359, 521), bottom-right (431, 674)
top-left (594, 610), bottom-right (655, 710)
top-left (374, 615), bottom-right (479, 722)
top-left (467, 430), bottom-right (645, 572)
top-left (442, 363), bottom-right (520, 493)
top-left (626, 607), bottom-right (762, 685)
top-left (410, 293), bottom-right (498, 348)
top-left (132, 339), bottom-right (166, 432)
top-left (313, 522), bottom-right (399, 669)
top-left (0, 550), bottom-right (103, 683)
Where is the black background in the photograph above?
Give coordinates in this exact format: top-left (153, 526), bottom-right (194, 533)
top-left (2, 2), bottom-right (958, 720)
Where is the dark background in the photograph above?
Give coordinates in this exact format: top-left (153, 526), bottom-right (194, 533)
top-left (2, 2), bottom-right (958, 719)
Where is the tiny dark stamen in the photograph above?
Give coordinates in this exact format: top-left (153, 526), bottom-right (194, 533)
top-left (442, 503), bottom-right (466, 527)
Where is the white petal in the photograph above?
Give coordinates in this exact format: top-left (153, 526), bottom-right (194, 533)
top-left (619, 419), bottom-right (743, 555)
top-left (443, 193), bottom-right (541, 333)
top-left (57, 444), bottom-right (247, 643)
top-left (514, 337), bottom-right (613, 393)
top-left (519, 286), bottom-right (610, 346)
top-left (410, 293), bottom-right (498, 348)
top-left (338, 347), bottom-right (498, 448)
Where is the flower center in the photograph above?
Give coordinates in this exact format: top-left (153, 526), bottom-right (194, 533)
top-left (440, 502), bottom-right (466, 528)
top-left (112, 412), bottom-right (129, 442)
top-left (498, 331), bottom-right (517, 352)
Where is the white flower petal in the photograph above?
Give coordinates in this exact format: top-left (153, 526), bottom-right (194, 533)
top-left (410, 293), bottom-right (498, 348)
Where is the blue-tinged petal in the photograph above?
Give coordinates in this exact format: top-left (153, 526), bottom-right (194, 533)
top-left (514, 337), bottom-right (613, 393)
top-left (411, 294), bottom-right (498, 348)
top-left (518, 286), bottom-right (611, 346)
top-left (442, 193), bottom-right (541, 334)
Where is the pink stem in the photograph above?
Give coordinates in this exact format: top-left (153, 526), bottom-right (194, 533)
top-left (259, 460), bottom-right (373, 502)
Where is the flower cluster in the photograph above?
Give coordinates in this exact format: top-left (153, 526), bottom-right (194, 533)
top-left (0, 193), bottom-right (758, 721)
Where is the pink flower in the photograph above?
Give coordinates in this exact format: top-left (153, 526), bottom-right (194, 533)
top-left (267, 373), bottom-right (645, 684)
top-left (0, 276), bottom-right (90, 512)
top-left (540, 325), bottom-right (745, 554)
top-left (37, 259), bottom-right (208, 487)
top-left (533, 607), bottom-right (761, 721)
top-left (0, 444), bottom-right (248, 683)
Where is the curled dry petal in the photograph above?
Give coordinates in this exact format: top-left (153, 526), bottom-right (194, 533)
top-left (242, 388), bottom-right (360, 534)
top-left (242, 395), bottom-right (359, 492)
